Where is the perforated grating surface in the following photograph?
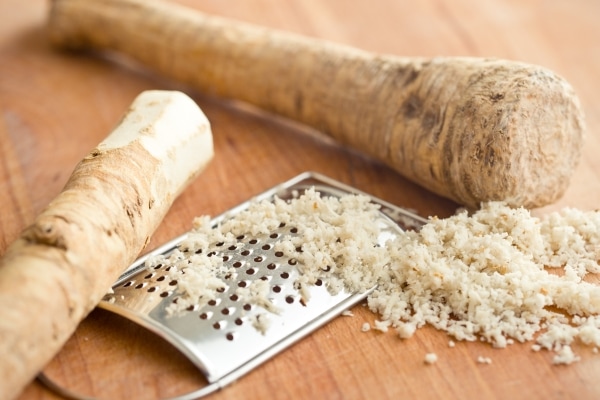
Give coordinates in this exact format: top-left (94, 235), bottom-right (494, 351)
top-left (109, 224), bottom-right (323, 341)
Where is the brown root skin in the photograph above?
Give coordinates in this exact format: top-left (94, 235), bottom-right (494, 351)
top-left (0, 90), bottom-right (213, 400)
top-left (48, 0), bottom-right (585, 208)
top-left (386, 57), bottom-right (585, 209)
top-left (22, 216), bottom-right (70, 250)
top-left (0, 145), bottom-right (164, 400)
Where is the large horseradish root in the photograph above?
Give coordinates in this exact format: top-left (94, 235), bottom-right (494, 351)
top-left (48, 0), bottom-right (585, 208)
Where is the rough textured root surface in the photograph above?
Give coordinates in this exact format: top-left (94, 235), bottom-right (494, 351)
top-left (385, 57), bottom-right (585, 209)
top-left (48, 0), bottom-right (586, 208)
top-left (0, 90), bottom-right (213, 400)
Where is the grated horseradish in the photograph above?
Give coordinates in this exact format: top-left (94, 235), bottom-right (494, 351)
top-left (145, 188), bottom-right (600, 365)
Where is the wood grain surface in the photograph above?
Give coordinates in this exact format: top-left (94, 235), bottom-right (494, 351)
top-left (1, 0), bottom-right (599, 399)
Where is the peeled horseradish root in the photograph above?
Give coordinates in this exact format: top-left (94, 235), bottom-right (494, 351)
top-left (0, 90), bottom-right (213, 400)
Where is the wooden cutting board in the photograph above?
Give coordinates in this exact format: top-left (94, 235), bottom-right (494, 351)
top-left (2, 0), bottom-right (600, 399)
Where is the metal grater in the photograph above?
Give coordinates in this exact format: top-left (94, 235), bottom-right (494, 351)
top-left (97, 171), bottom-right (427, 399)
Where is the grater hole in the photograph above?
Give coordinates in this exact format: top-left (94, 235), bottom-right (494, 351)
top-left (234, 318), bottom-right (243, 326)
top-left (253, 256), bottom-right (263, 263)
top-left (153, 263), bottom-right (163, 270)
top-left (165, 266), bottom-right (172, 272)
top-left (273, 285), bottom-right (282, 293)
top-left (280, 272), bottom-right (290, 279)
top-left (249, 239), bottom-right (258, 245)
top-left (241, 249), bottom-right (252, 256)
top-left (262, 244), bottom-right (272, 251)
top-left (315, 279), bottom-right (323, 286)
top-left (279, 222), bottom-right (286, 228)
top-left (236, 235), bottom-right (245, 240)
top-left (123, 281), bottom-right (133, 288)
top-left (229, 294), bottom-right (239, 301)
top-left (228, 245), bottom-right (237, 251)
top-left (169, 280), bottom-right (178, 286)
top-left (208, 299), bottom-right (218, 306)
top-left (260, 276), bottom-right (270, 282)
top-left (216, 242), bottom-right (224, 247)
top-left (221, 308), bottom-right (232, 315)
top-left (147, 286), bottom-right (157, 293)
top-left (290, 227), bottom-right (298, 234)
top-left (144, 273), bottom-right (154, 279)
top-left (288, 259), bottom-right (297, 266)
top-left (226, 332), bottom-right (235, 341)
top-left (216, 287), bottom-right (226, 293)
top-left (233, 261), bottom-right (243, 268)
top-left (213, 321), bottom-right (222, 330)
top-left (274, 251), bottom-right (284, 257)
top-left (238, 281), bottom-right (247, 288)
top-left (269, 233), bottom-right (279, 239)
top-left (157, 276), bottom-right (166, 282)
top-left (246, 268), bottom-right (256, 275)
top-left (187, 305), bottom-right (196, 312)
top-left (222, 255), bottom-right (231, 262)
top-left (267, 263), bottom-right (277, 270)
top-left (199, 312), bottom-right (212, 320)
top-left (207, 251), bottom-right (216, 257)
top-left (295, 246), bottom-right (303, 253)
top-left (195, 249), bottom-right (203, 254)
top-left (243, 304), bottom-right (252, 311)
top-left (135, 283), bottom-right (145, 289)
top-left (160, 291), bottom-right (170, 298)
top-left (286, 296), bottom-right (294, 304)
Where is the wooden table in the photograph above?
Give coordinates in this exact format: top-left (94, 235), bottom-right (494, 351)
top-left (2, 0), bottom-right (599, 399)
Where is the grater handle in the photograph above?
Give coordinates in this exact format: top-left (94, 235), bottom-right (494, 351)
top-left (38, 370), bottom-right (223, 400)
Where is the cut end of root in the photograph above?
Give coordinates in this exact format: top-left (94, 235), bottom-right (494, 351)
top-left (430, 58), bottom-right (586, 209)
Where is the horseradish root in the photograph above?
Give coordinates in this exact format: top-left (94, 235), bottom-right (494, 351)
top-left (48, 0), bottom-right (585, 208)
top-left (0, 90), bottom-right (213, 400)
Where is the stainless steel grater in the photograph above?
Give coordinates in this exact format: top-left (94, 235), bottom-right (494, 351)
top-left (77, 172), bottom-right (426, 399)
